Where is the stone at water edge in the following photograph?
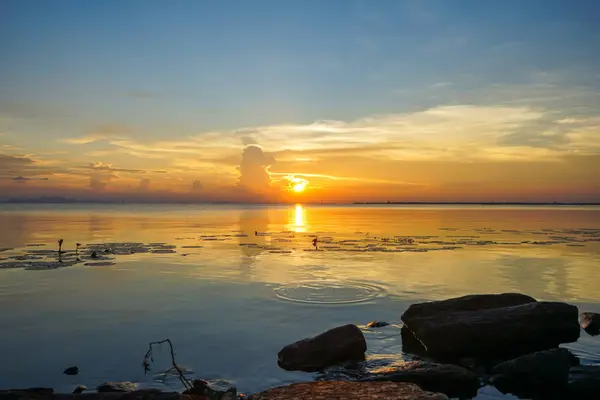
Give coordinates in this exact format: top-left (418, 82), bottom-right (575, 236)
top-left (491, 348), bottom-right (575, 386)
top-left (247, 381), bottom-right (448, 400)
top-left (360, 361), bottom-right (479, 399)
top-left (581, 312), bottom-right (600, 336)
top-left (72, 385), bottom-right (86, 394)
top-left (367, 321), bottom-right (390, 328)
top-left (96, 381), bottom-right (137, 392)
top-left (204, 379), bottom-right (236, 400)
top-left (277, 324), bottom-right (367, 372)
top-left (63, 366), bottom-right (79, 375)
top-left (401, 295), bottom-right (580, 360)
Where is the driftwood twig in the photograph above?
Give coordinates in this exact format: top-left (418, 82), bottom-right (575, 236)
top-left (142, 338), bottom-right (192, 391)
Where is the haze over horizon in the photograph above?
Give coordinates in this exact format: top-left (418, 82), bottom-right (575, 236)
top-left (2, 0), bottom-right (600, 203)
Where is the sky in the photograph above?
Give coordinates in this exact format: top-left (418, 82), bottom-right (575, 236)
top-left (1, 0), bottom-right (599, 203)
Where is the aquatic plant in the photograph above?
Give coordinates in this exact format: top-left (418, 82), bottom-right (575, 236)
top-left (57, 239), bottom-right (64, 254)
top-left (75, 243), bottom-right (81, 254)
top-left (142, 338), bottom-right (192, 391)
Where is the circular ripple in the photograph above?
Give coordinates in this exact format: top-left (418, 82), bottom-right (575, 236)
top-left (274, 280), bottom-right (386, 305)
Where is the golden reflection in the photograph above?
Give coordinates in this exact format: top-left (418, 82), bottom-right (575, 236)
top-left (289, 204), bottom-right (306, 232)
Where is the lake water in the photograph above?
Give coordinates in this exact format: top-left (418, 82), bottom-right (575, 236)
top-left (1, 204), bottom-right (599, 399)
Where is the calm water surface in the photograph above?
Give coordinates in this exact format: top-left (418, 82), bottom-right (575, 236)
top-left (1, 204), bottom-right (599, 399)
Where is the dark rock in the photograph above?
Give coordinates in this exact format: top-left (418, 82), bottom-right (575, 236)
top-left (72, 385), bottom-right (86, 394)
top-left (205, 380), bottom-right (236, 400)
top-left (183, 379), bottom-right (208, 395)
top-left (492, 348), bottom-right (573, 386)
top-left (569, 365), bottom-right (600, 399)
top-left (0, 388), bottom-right (53, 400)
top-left (63, 366), bottom-right (79, 375)
top-left (581, 312), bottom-right (600, 336)
top-left (277, 324), bottom-right (367, 372)
top-left (401, 295), bottom-right (580, 360)
top-left (401, 293), bottom-right (536, 321)
top-left (96, 382), bottom-right (137, 392)
top-left (360, 361), bottom-right (479, 398)
top-left (367, 321), bottom-right (390, 328)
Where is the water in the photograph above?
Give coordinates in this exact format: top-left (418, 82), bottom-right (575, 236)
top-left (1, 204), bottom-right (599, 399)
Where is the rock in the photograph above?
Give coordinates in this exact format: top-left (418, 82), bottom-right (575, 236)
top-left (367, 321), bottom-right (390, 328)
top-left (247, 381), bottom-right (448, 399)
top-left (205, 380), bottom-right (236, 400)
top-left (492, 348), bottom-right (573, 386)
top-left (401, 293), bottom-right (536, 321)
top-left (581, 312), bottom-right (600, 336)
top-left (277, 324), bottom-right (367, 371)
top-left (63, 366), bottom-right (79, 375)
top-left (72, 385), bottom-right (86, 394)
top-left (360, 361), bottom-right (479, 398)
top-left (401, 295), bottom-right (580, 360)
top-left (96, 381), bottom-right (137, 392)
top-left (569, 365), bottom-right (600, 399)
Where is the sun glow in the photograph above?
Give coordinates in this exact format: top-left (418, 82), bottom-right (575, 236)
top-left (287, 175), bottom-right (309, 193)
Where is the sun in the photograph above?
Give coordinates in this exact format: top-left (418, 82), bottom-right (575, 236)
top-left (293, 181), bottom-right (307, 192)
top-left (287, 175), bottom-right (309, 193)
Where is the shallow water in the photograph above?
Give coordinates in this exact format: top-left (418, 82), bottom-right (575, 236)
top-left (1, 204), bottom-right (599, 399)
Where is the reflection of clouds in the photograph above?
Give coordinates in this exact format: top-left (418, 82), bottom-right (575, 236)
top-left (237, 208), bottom-right (270, 269)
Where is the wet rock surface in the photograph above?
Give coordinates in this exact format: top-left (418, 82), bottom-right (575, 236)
top-left (96, 382), bottom-right (137, 393)
top-left (581, 312), bottom-right (600, 336)
top-left (491, 348), bottom-right (574, 387)
top-left (401, 295), bottom-right (580, 360)
top-left (277, 324), bottom-right (367, 371)
top-left (361, 361), bottom-right (480, 398)
top-left (247, 381), bottom-right (448, 400)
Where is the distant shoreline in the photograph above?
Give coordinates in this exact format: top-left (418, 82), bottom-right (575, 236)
top-left (0, 199), bottom-right (599, 206)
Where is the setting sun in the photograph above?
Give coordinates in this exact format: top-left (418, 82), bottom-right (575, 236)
top-left (293, 182), bottom-right (307, 192)
top-left (286, 175), bottom-right (309, 194)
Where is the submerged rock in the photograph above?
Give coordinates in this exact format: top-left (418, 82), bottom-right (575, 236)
top-left (361, 361), bottom-right (479, 398)
top-left (401, 294), bottom-right (579, 360)
top-left (491, 348), bottom-right (574, 387)
top-left (63, 366), bottom-right (79, 375)
top-left (367, 321), bottom-right (390, 328)
top-left (247, 381), bottom-right (448, 399)
top-left (581, 312), bottom-right (600, 336)
top-left (96, 381), bottom-right (137, 392)
top-left (277, 324), bottom-right (367, 372)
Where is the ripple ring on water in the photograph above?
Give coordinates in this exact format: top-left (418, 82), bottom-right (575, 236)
top-left (273, 280), bottom-right (387, 305)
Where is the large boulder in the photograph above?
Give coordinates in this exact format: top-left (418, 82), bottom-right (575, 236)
top-left (491, 348), bottom-right (574, 386)
top-left (581, 312), bottom-right (600, 336)
top-left (277, 324), bottom-right (367, 371)
top-left (360, 361), bottom-right (479, 398)
top-left (401, 294), bottom-right (579, 360)
top-left (402, 293), bottom-right (536, 321)
top-left (247, 381), bottom-right (448, 400)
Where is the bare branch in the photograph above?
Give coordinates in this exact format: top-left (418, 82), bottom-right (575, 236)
top-left (142, 338), bottom-right (192, 391)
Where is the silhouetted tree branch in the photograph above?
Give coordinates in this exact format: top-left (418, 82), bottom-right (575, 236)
top-left (142, 338), bottom-right (192, 391)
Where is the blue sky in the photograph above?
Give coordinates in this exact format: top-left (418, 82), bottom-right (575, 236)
top-left (1, 0), bottom-right (599, 202)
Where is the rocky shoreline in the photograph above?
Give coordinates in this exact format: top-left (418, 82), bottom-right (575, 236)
top-left (3, 293), bottom-right (599, 400)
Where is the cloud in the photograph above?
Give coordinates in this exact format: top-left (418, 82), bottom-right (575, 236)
top-left (192, 180), bottom-right (203, 191)
top-left (61, 124), bottom-right (132, 144)
top-left (11, 176), bottom-right (49, 183)
top-left (79, 161), bottom-right (145, 173)
top-left (89, 172), bottom-right (117, 190)
top-left (139, 178), bottom-right (151, 191)
top-left (238, 145), bottom-right (275, 194)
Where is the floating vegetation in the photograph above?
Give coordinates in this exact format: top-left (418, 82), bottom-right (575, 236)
top-left (84, 261), bottom-right (116, 267)
top-left (181, 245), bottom-right (204, 249)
